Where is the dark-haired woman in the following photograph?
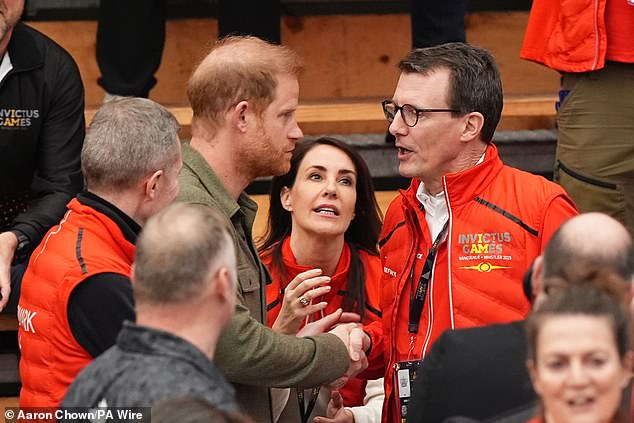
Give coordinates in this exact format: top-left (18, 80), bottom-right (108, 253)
top-left (525, 275), bottom-right (633, 423)
top-left (259, 137), bottom-right (384, 422)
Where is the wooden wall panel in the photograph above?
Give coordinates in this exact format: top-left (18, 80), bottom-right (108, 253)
top-left (465, 12), bottom-right (559, 95)
top-left (29, 11), bottom-right (559, 109)
top-left (284, 14), bottom-right (410, 100)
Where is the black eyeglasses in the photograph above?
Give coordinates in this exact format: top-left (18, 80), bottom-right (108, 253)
top-left (381, 100), bottom-right (460, 127)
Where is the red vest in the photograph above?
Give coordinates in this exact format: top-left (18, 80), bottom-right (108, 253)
top-left (18, 198), bottom-right (135, 407)
top-left (261, 238), bottom-right (382, 406)
top-left (365, 144), bottom-right (577, 422)
top-left (521, 0), bottom-right (609, 72)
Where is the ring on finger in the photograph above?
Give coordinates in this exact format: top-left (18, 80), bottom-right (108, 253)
top-left (299, 296), bottom-right (310, 307)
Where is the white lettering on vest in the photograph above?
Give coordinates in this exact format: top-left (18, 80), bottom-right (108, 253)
top-left (17, 305), bottom-right (37, 333)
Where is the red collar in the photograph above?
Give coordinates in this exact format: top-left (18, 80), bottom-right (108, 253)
top-left (280, 236), bottom-right (351, 288)
top-left (400, 143), bottom-right (503, 210)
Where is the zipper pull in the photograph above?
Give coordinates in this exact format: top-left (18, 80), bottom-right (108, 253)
top-left (407, 334), bottom-right (416, 360)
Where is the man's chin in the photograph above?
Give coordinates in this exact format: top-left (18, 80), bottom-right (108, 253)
top-left (271, 159), bottom-right (291, 177)
top-left (398, 164), bottom-right (417, 179)
top-left (252, 162), bottom-right (290, 179)
top-left (270, 167), bottom-right (290, 178)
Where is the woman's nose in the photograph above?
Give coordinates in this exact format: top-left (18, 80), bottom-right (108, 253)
top-left (567, 361), bottom-right (591, 387)
top-left (322, 178), bottom-right (338, 198)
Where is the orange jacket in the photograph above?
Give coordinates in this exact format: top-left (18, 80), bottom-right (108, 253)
top-left (18, 198), bottom-right (134, 407)
top-left (520, 0), bottom-right (608, 72)
top-left (365, 144), bottom-right (577, 422)
top-left (262, 237), bottom-right (382, 406)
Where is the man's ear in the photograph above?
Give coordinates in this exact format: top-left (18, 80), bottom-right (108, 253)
top-left (212, 267), bottom-right (235, 304)
top-left (144, 170), bottom-right (164, 200)
top-left (280, 186), bottom-right (293, 212)
top-left (460, 111), bottom-right (485, 142)
top-left (228, 101), bottom-right (250, 133)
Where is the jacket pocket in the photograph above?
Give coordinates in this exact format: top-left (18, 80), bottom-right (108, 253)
top-left (557, 161), bottom-right (618, 190)
top-left (237, 262), bottom-right (261, 293)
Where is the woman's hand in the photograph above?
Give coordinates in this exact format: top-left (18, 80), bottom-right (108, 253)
top-left (313, 391), bottom-right (355, 423)
top-left (297, 308), bottom-right (361, 337)
top-left (272, 268), bottom-right (331, 334)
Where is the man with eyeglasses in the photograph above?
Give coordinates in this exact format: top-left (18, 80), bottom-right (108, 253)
top-left (358, 43), bottom-right (578, 423)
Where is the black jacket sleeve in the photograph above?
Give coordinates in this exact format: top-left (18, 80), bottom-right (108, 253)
top-left (11, 34), bottom-right (85, 251)
top-left (67, 272), bottom-right (135, 357)
top-left (408, 330), bottom-right (450, 423)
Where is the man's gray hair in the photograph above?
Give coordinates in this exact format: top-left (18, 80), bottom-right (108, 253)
top-left (82, 97), bottom-right (180, 191)
top-left (133, 203), bottom-right (236, 305)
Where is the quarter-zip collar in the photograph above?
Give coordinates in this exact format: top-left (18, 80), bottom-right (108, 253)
top-left (6, 22), bottom-right (44, 73)
top-left (400, 144), bottom-right (503, 212)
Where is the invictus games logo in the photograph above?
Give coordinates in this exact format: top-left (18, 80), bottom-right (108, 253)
top-left (457, 231), bottom-right (513, 270)
top-left (458, 232), bottom-right (511, 254)
top-left (0, 108), bottom-right (40, 127)
top-left (458, 262), bottom-right (511, 272)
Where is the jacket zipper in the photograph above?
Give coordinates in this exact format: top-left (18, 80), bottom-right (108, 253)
top-left (420, 177), bottom-right (452, 355)
top-left (391, 208), bottom-right (418, 361)
top-left (388, 210), bottom-right (417, 372)
top-left (442, 176), bottom-right (455, 330)
top-left (388, 206), bottom-right (418, 421)
top-left (592, 0), bottom-right (600, 70)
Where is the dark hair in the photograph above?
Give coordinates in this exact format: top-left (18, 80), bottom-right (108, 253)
top-left (258, 137), bottom-right (383, 317)
top-left (151, 397), bottom-right (253, 423)
top-left (398, 42), bottom-right (502, 143)
top-left (526, 276), bottom-right (632, 423)
top-left (527, 267), bottom-right (632, 362)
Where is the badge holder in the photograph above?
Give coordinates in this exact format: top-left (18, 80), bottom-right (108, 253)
top-left (394, 360), bottom-right (420, 423)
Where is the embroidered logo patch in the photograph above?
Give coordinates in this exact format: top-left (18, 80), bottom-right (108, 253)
top-left (458, 262), bottom-right (511, 272)
top-left (383, 266), bottom-right (397, 277)
top-left (457, 231), bottom-right (513, 265)
top-left (0, 108), bottom-right (40, 128)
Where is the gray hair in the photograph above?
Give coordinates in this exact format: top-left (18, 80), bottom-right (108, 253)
top-left (133, 203), bottom-right (236, 305)
top-left (82, 97), bottom-right (180, 191)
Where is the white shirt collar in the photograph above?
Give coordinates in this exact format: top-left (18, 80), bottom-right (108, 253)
top-left (415, 151), bottom-right (486, 240)
top-left (0, 51), bottom-right (13, 84)
top-left (416, 183), bottom-right (448, 241)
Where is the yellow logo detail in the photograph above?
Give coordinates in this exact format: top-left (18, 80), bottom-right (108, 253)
top-left (459, 262), bottom-right (511, 273)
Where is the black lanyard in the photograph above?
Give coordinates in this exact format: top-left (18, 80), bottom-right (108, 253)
top-left (297, 387), bottom-right (320, 423)
top-left (408, 221), bottom-right (448, 334)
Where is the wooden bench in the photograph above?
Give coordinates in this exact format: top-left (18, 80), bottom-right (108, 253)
top-left (85, 94), bottom-right (557, 137)
top-left (0, 314), bottom-right (17, 331)
top-left (30, 11), bottom-right (560, 108)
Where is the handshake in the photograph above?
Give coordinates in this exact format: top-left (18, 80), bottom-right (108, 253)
top-left (297, 308), bottom-right (370, 389)
top-left (275, 269), bottom-right (371, 387)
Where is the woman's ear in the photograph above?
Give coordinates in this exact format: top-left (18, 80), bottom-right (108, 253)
top-left (280, 187), bottom-right (292, 212)
top-left (526, 359), bottom-right (542, 396)
top-left (621, 351), bottom-right (634, 388)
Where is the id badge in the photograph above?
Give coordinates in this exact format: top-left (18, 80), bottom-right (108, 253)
top-left (394, 360), bottom-right (420, 423)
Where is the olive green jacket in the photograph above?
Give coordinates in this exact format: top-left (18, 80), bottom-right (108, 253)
top-left (178, 143), bottom-right (350, 422)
